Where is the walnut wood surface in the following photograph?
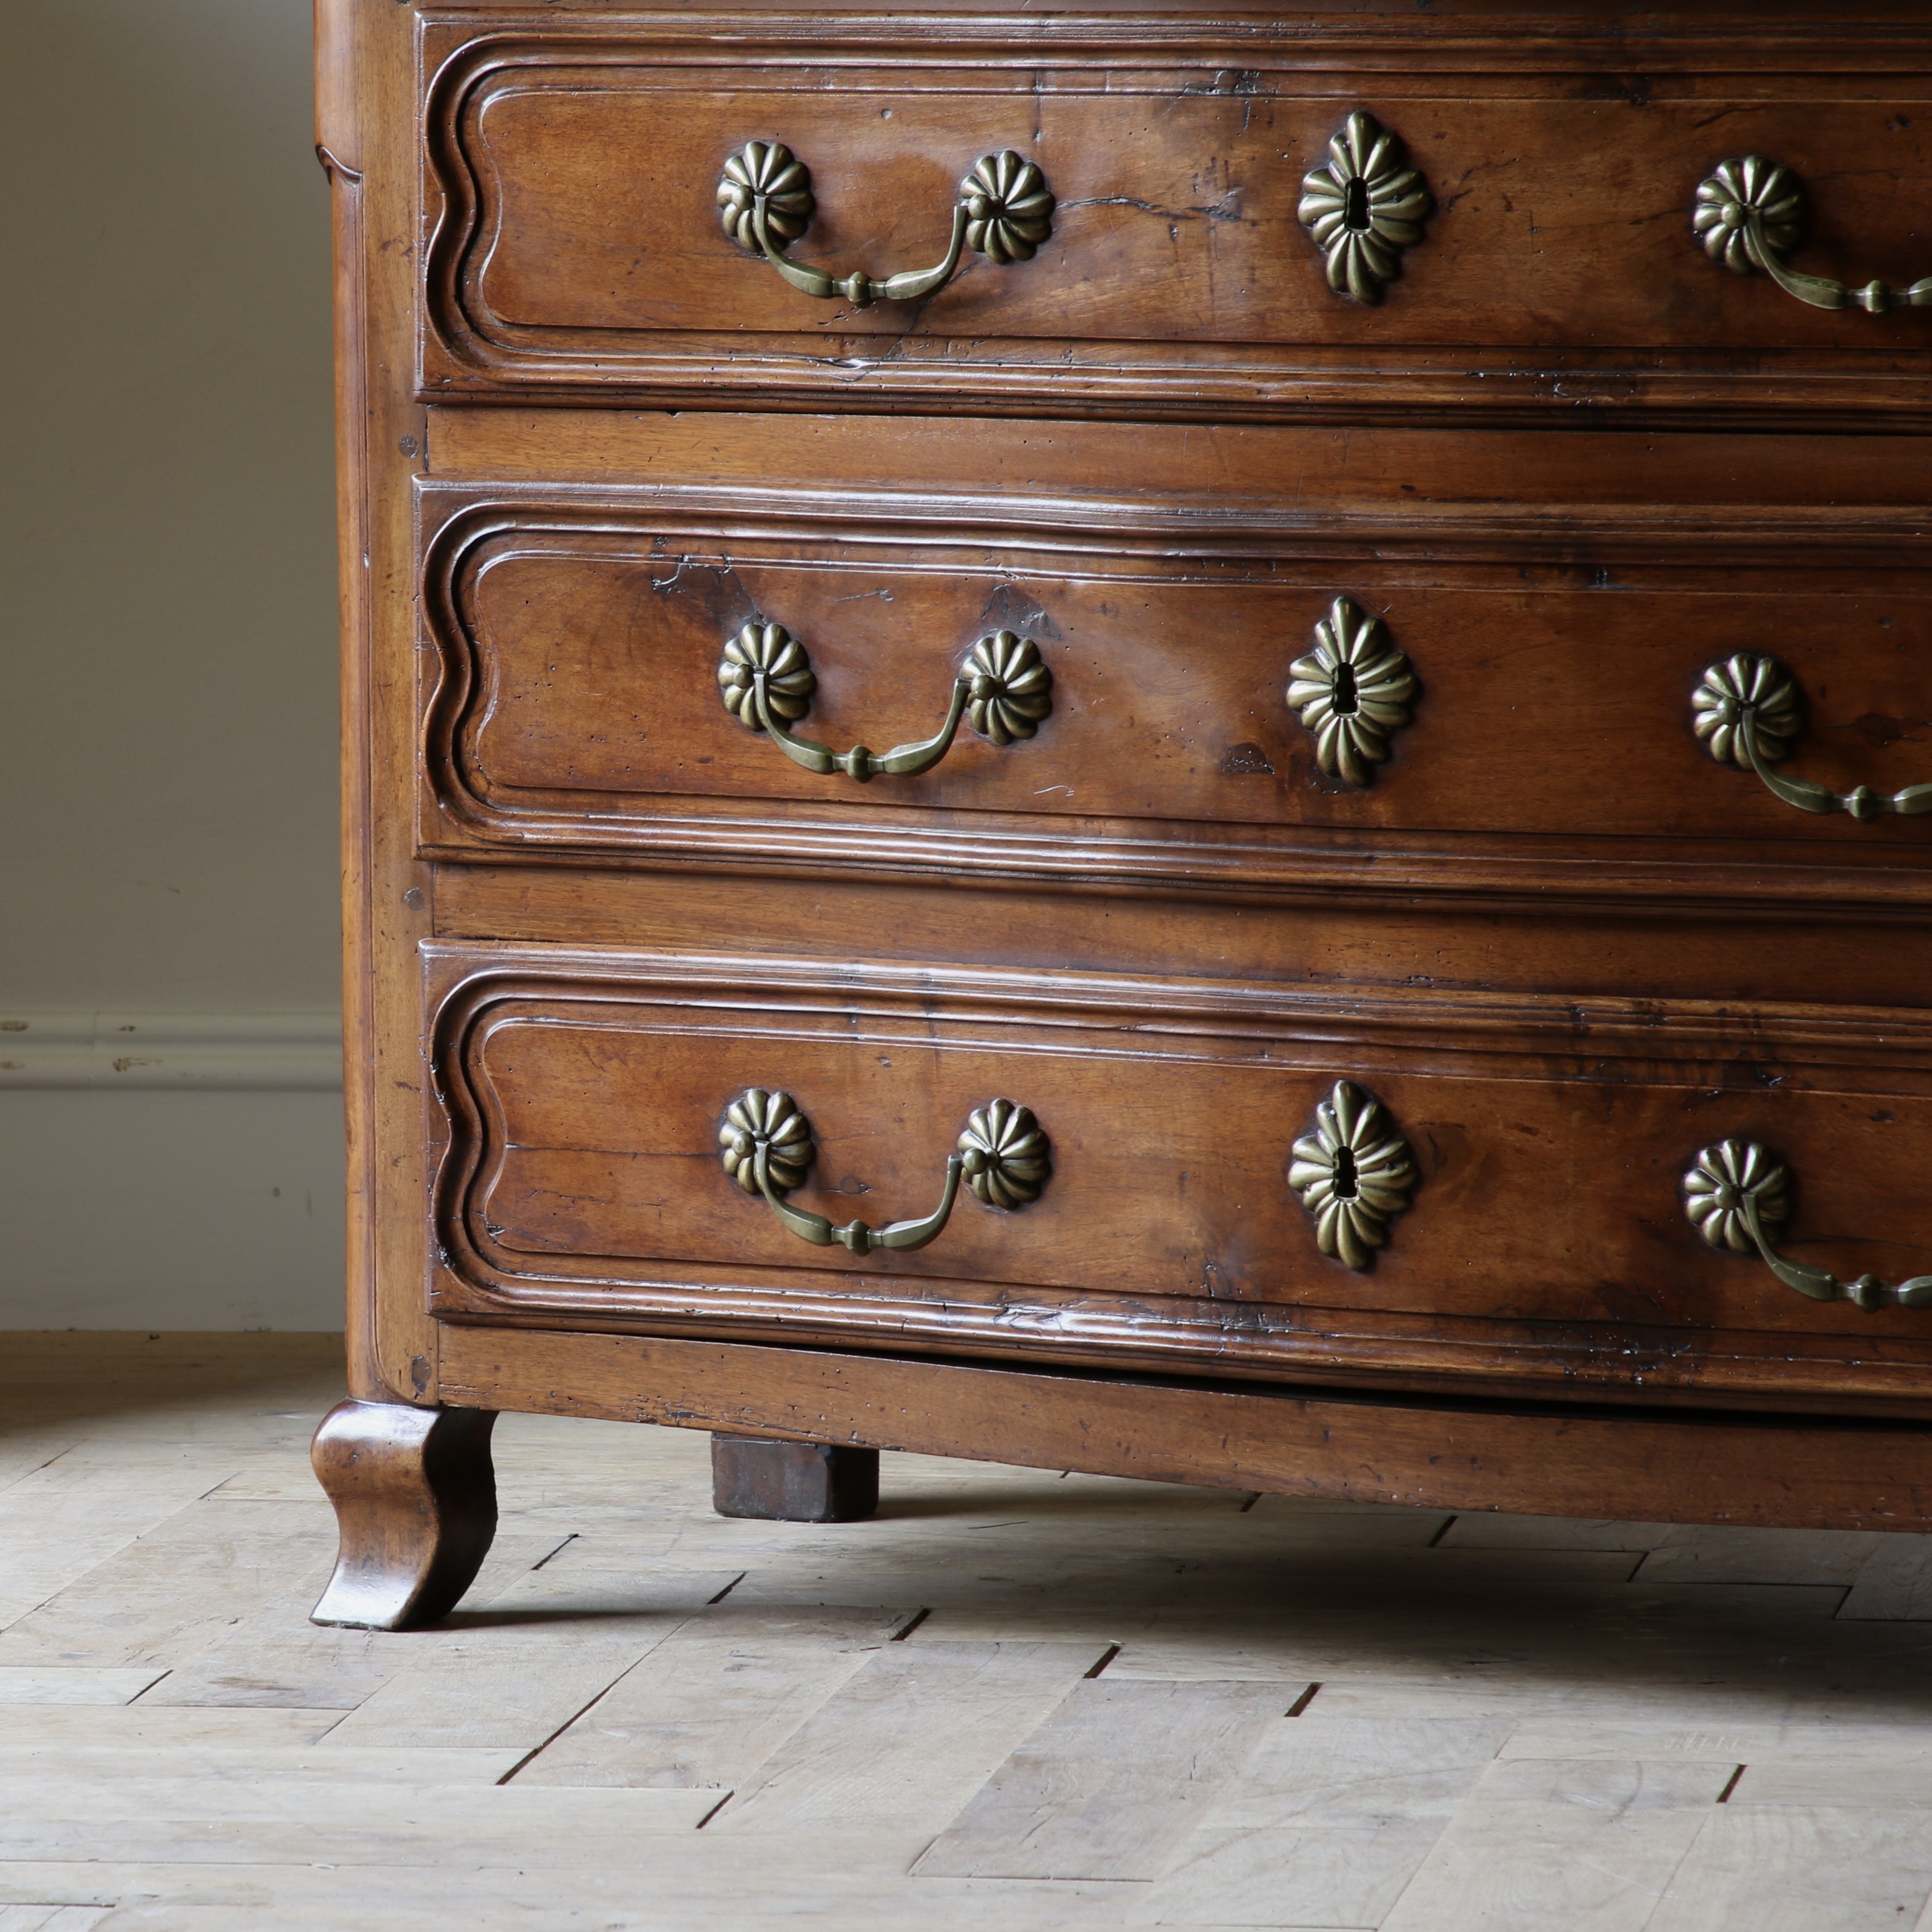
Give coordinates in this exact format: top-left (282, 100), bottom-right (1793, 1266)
top-left (424, 406), bottom-right (1932, 520)
top-left (711, 1434), bottom-right (881, 1521)
top-left (433, 866), bottom-right (1932, 1014)
top-left (439, 1326), bottom-right (1932, 1534)
top-left (417, 18), bottom-right (1932, 424)
top-left (310, 1399), bottom-right (501, 1630)
top-left (322, 0), bottom-right (445, 1410)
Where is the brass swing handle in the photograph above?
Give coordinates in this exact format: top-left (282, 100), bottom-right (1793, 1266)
top-left (717, 142), bottom-right (1054, 307)
top-left (1693, 653), bottom-right (1932, 823)
top-left (717, 622), bottom-right (1051, 784)
top-left (719, 1090), bottom-right (1050, 1256)
top-left (1695, 156), bottom-right (1932, 315)
top-left (1684, 1138), bottom-right (1932, 1312)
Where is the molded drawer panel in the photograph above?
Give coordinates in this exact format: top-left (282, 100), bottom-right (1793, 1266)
top-left (417, 482), bottom-right (1932, 911)
top-left (426, 940), bottom-right (1932, 1416)
top-left (421, 20), bottom-right (1932, 423)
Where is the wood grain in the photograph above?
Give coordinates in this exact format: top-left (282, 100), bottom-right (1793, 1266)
top-left (0, 1672), bottom-right (164, 1709)
top-left (328, 0), bottom-right (441, 1410)
top-left (310, 1401), bottom-right (499, 1633)
top-left (332, 0), bottom-right (1932, 1589)
top-left (138, 1531), bottom-right (573, 1710)
top-left (0, 1467), bottom-right (236, 1632)
top-left (321, 1560), bottom-right (738, 1749)
top-left (0, 1503), bottom-right (335, 1671)
top-left (1646, 1808), bottom-right (1932, 1932)
top-left (514, 1605), bottom-right (908, 1788)
top-left (12, 1334), bottom-right (1932, 1925)
top-left (915, 1679), bottom-right (1289, 1878)
top-left (424, 406), bottom-right (1932, 519)
top-left (707, 1640), bottom-right (1106, 1834)
top-left (434, 867), bottom-right (1932, 1016)
top-left (1143, 1716), bottom-right (1512, 1925)
top-left (1377, 1756), bottom-right (1733, 1931)
top-left (711, 1436), bottom-right (880, 1523)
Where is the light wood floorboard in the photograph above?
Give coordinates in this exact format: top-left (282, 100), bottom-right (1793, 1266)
top-left (4, 1335), bottom-right (1932, 1927)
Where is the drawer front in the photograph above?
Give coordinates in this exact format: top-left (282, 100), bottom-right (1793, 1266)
top-left (425, 942), bottom-right (1932, 1415)
top-left (419, 489), bottom-right (1932, 910)
top-left (421, 21), bottom-right (1932, 421)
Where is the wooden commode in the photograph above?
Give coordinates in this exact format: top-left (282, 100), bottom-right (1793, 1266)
top-left (312, 0), bottom-right (1932, 1631)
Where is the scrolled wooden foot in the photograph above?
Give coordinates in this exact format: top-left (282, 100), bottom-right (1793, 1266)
top-left (310, 1399), bottom-right (498, 1630)
top-left (712, 1434), bottom-right (880, 1522)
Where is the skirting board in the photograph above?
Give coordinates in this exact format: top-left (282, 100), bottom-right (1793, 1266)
top-left (0, 1011), bottom-right (342, 1090)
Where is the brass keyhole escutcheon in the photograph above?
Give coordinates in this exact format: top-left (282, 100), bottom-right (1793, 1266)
top-left (1297, 111), bottom-right (1433, 304)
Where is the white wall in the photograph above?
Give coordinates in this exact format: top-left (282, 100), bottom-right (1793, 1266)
top-left (0, 0), bottom-right (345, 1328)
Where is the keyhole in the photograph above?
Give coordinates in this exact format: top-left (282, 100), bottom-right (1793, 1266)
top-left (1330, 661), bottom-right (1360, 716)
top-left (1331, 1145), bottom-right (1360, 1201)
top-left (1343, 177), bottom-right (1371, 231)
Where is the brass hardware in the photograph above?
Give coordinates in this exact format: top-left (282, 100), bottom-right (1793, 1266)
top-left (718, 142), bottom-right (1054, 307)
top-left (718, 620), bottom-right (816, 730)
top-left (719, 1089), bottom-right (814, 1195)
top-left (1288, 1081), bottom-right (1419, 1270)
top-left (1297, 112), bottom-right (1432, 304)
top-left (1683, 1138), bottom-right (1932, 1312)
top-left (719, 1088), bottom-right (1050, 1256)
top-left (1694, 155), bottom-right (1932, 315)
top-left (959, 1098), bottom-right (1053, 1209)
top-left (717, 622), bottom-right (1052, 782)
top-left (1287, 597), bottom-right (1417, 784)
top-left (1692, 653), bottom-right (1932, 822)
top-left (964, 630), bottom-right (1054, 747)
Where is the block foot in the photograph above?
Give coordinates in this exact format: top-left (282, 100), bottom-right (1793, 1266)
top-left (711, 1434), bottom-right (879, 1522)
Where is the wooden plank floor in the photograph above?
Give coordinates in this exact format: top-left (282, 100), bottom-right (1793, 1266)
top-left (5, 1336), bottom-right (1932, 1930)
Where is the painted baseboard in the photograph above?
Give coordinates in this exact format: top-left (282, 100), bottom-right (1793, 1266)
top-left (0, 1011), bottom-right (343, 1090)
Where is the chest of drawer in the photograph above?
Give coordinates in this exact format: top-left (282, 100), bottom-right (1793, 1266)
top-left (419, 14), bottom-right (1932, 425)
top-left (312, 0), bottom-right (1932, 1638)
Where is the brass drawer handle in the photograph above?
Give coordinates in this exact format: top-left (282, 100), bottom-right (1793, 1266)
top-left (1693, 653), bottom-right (1932, 823)
top-left (718, 142), bottom-right (1054, 308)
top-left (1695, 156), bottom-right (1932, 316)
top-left (718, 622), bottom-right (1051, 783)
top-left (1684, 1138), bottom-right (1932, 1312)
top-left (720, 1089), bottom-right (1050, 1256)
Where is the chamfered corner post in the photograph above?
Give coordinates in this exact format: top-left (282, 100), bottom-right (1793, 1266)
top-left (711, 1433), bottom-right (881, 1522)
top-left (310, 1398), bottom-right (499, 1630)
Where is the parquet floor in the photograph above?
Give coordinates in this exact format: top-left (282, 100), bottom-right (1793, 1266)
top-left (5, 1337), bottom-right (1932, 1930)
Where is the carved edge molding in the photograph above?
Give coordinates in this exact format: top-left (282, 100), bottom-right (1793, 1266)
top-left (417, 17), bottom-right (1932, 62)
top-left (421, 947), bottom-right (1932, 1411)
